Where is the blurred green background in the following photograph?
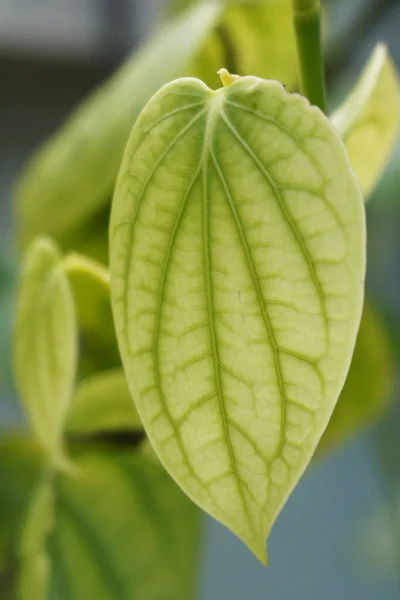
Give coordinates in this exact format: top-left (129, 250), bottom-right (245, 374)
top-left (1, 0), bottom-right (400, 598)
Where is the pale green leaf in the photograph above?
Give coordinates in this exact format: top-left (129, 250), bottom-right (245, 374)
top-left (64, 253), bottom-right (120, 374)
top-left (110, 74), bottom-right (366, 562)
top-left (47, 446), bottom-right (201, 600)
top-left (14, 238), bottom-right (77, 459)
top-left (16, 1), bottom-right (222, 248)
top-left (331, 44), bottom-right (400, 197)
top-left (67, 369), bottom-right (142, 436)
top-left (318, 303), bottom-right (394, 455)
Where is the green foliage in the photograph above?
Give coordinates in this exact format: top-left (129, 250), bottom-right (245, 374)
top-left (64, 253), bottom-right (120, 375)
top-left (67, 369), bottom-right (142, 436)
top-left (47, 446), bottom-right (201, 600)
top-left (14, 238), bottom-right (77, 461)
top-left (109, 72), bottom-right (365, 561)
top-left (0, 437), bottom-right (201, 600)
top-left (332, 44), bottom-right (400, 198)
top-left (6, 0), bottom-right (400, 591)
top-left (16, 1), bottom-right (223, 251)
top-left (318, 303), bottom-right (394, 454)
top-left (186, 0), bottom-right (297, 89)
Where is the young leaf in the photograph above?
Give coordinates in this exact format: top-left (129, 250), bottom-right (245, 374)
top-left (317, 302), bottom-right (394, 455)
top-left (47, 447), bottom-right (201, 600)
top-left (331, 44), bottom-right (400, 198)
top-left (110, 73), bottom-right (366, 561)
top-left (67, 369), bottom-right (142, 436)
top-left (14, 238), bottom-right (77, 460)
top-left (16, 1), bottom-right (222, 248)
top-left (64, 253), bottom-right (120, 374)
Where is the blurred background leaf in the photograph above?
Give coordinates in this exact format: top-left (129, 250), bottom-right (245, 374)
top-left (67, 369), bottom-right (142, 437)
top-left (47, 445), bottom-right (201, 600)
top-left (14, 238), bottom-right (77, 460)
top-left (318, 302), bottom-right (395, 455)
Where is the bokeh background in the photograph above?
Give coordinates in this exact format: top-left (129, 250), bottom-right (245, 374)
top-left (1, 1), bottom-right (400, 598)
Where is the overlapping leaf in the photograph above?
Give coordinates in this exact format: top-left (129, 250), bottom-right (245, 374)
top-left (14, 238), bottom-right (77, 460)
top-left (331, 44), bottom-right (400, 197)
top-left (110, 73), bottom-right (366, 561)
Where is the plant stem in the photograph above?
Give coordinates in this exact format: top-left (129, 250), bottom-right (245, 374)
top-left (291, 0), bottom-right (327, 112)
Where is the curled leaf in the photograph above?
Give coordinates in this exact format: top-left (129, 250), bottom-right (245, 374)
top-left (331, 44), bottom-right (400, 197)
top-left (110, 73), bottom-right (366, 561)
top-left (14, 238), bottom-right (77, 460)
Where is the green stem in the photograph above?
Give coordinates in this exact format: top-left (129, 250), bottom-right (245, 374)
top-left (291, 0), bottom-right (327, 112)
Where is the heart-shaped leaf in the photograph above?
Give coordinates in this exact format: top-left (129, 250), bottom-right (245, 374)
top-left (110, 72), bottom-right (366, 561)
top-left (331, 44), bottom-right (400, 198)
top-left (14, 238), bottom-right (77, 461)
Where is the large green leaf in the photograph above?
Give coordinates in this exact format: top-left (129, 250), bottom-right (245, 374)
top-left (47, 446), bottom-right (201, 600)
top-left (67, 369), bottom-right (142, 436)
top-left (14, 238), bottom-right (77, 460)
top-left (331, 44), bottom-right (400, 198)
top-left (110, 73), bottom-right (366, 561)
top-left (318, 303), bottom-right (394, 454)
top-left (16, 1), bottom-right (222, 249)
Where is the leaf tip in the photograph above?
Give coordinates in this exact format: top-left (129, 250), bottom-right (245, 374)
top-left (246, 535), bottom-right (268, 566)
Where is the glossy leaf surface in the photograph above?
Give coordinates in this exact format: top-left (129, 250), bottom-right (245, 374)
top-left (47, 446), bottom-right (201, 600)
top-left (110, 74), bottom-right (366, 561)
top-left (331, 44), bottom-right (400, 197)
top-left (14, 238), bottom-right (77, 459)
top-left (67, 369), bottom-right (142, 435)
top-left (16, 1), bottom-right (222, 248)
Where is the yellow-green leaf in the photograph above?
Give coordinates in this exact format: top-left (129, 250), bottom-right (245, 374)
top-left (47, 446), bottom-right (201, 600)
top-left (15, 1), bottom-right (222, 249)
top-left (110, 73), bottom-right (366, 562)
top-left (331, 44), bottom-right (400, 198)
top-left (67, 369), bottom-right (142, 436)
top-left (14, 238), bottom-right (77, 459)
top-left (318, 303), bottom-right (394, 455)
